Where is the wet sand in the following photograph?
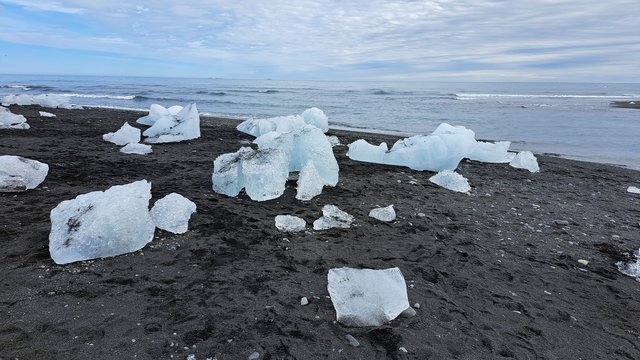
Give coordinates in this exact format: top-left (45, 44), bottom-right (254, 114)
top-left (1, 105), bottom-right (640, 359)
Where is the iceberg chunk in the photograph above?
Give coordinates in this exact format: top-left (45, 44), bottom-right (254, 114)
top-left (616, 249), bottom-right (640, 282)
top-left (0, 155), bottom-right (48, 192)
top-left (150, 193), bottom-right (196, 234)
top-left (120, 143), bottom-right (152, 155)
top-left (468, 141), bottom-right (512, 163)
top-left (429, 170), bottom-right (471, 193)
top-left (313, 205), bottom-right (354, 230)
top-left (103, 122), bottom-right (140, 145)
top-left (144, 103), bottom-right (200, 143)
top-left (236, 107), bottom-right (329, 137)
top-left (369, 205), bottom-right (396, 222)
top-left (301, 107), bottom-right (329, 133)
top-left (275, 215), bottom-right (306, 232)
top-left (509, 151), bottom-right (540, 172)
top-left (0, 106), bottom-right (29, 129)
top-left (49, 180), bottom-right (155, 264)
top-left (136, 104), bottom-right (183, 126)
top-left (2, 94), bottom-right (74, 109)
top-left (327, 267), bottom-right (411, 327)
top-left (296, 161), bottom-right (324, 201)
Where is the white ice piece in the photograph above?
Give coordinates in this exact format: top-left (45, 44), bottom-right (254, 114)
top-left (120, 143), bottom-right (152, 155)
top-left (275, 215), bottom-right (306, 232)
top-left (313, 205), bottom-right (354, 230)
top-left (301, 107), bottom-right (329, 133)
top-left (616, 249), bottom-right (640, 282)
top-left (327, 135), bottom-right (340, 147)
top-left (236, 107), bottom-right (329, 137)
top-left (0, 106), bottom-right (29, 129)
top-left (296, 161), bottom-right (324, 201)
top-left (369, 205), bottom-right (396, 222)
top-left (0, 155), bottom-right (48, 192)
top-left (144, 103), bottom-right (200, 143)
top-left (103, 122), bottom-right (141, 145)
top-left (150, 193), bottom-right (196, 234)
top-left (627, 186), bottom-right (640, 194)
top-left (136, 104), bottom-right (183, 126)
top-left (39, 111), bottom-right (56, 118)
top-left (509, 151), bottom-right (540, 172)
top-left (327, 267), bottom-right (411, 327)
top-left (468, 141), bottom-right (512, 163)
top-left (1, 94), bottom-right (74, 109)
top-left (48, 180), bottom-right (155, 265)
top-left (429, 170), bottom-right (471, 193)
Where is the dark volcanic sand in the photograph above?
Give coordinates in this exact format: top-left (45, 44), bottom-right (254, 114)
top-left (1, 105), bottom-right (640, 360)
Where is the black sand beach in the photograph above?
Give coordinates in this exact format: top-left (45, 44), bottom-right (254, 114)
top-left (1, 105), bottom-right (640, 359)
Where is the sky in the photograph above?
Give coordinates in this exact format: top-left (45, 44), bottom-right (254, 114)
top-left (0, 0), bottom-right (639, 81)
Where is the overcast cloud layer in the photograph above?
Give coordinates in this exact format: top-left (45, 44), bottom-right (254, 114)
top-left (1, 0), bottom-right (639, 81)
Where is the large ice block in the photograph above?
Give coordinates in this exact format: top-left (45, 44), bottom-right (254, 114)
top-left (0, 155), bottom-right (48, 192)
top-left (1, 94), bottom-right (74, 109)
top-left (468, 141), bottom-right (513, 163)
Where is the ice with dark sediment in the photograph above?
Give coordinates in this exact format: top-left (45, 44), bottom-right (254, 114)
top-left (275, 215), bottom-right (307, 232)
top-left (103, 122), bottom-right (140, 145)
top-left (143, 103), bottom-right (200, 143)
top-left (0, 155), bottom-right (49, 192)
top-left (509, 151), bottom-right (540, 172)
top-left (150, 193), bottom-right (196, 234)
top-left (296, 161), bottom-right (324, 201)
top-left (0, 106), bottom-right (29, 129)
top-left (327, 267), bottom-right (411, 327)
top-left (369, 205), bottom-right (396, 222)
top-left (236, 107), bottom-right (329, 137)
top-left (616, 249), bottom-right (640, 282)
top-left (49, 180), bottom-right (155, 265)
top-left (1, 94), bottom-right (75, 109)
top-left (429, 170), bottom-right (471, 193)
top-left (120, 143), bottom-right (152, 155)
top-left (313, 205), bottom-right (354, 230)
top-left (136, 104), bottom-right (183, 126)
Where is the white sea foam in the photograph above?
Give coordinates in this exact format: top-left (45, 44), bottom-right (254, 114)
top-left (456, 93), bottom-right (635, 100)
top-left (53, 93), bottom-right (137, 100)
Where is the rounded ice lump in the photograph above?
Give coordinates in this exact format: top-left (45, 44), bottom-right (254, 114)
top-left (150, 193), bottom-right (196, 234)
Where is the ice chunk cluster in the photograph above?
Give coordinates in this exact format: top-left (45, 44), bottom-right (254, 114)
top-left (136, 104), bottom-right (183, 126)
top-left (327, 267), bottom-right (410, 327)
top-left (236, 107), bottom-right (329, 137)
top-left (348, 123), bottom-right (517, 171)
top-left (0, 106), bottom-right (29, 129)
top-left (143, 103), bottom-right (200, 143)
top-left (49, 180), bottom-right (155, 264)
top-left (369, 205), bottom-right (396, 222)
top-left (0, 155), bottom-right (49, 192)
top-left (616, 249), bottom-right (640, 282)
top-left (429, 170), bottom-right (471, 193)
top-left (212, 147), bottom-right (289, 201)
top-left (313, 205), bottom-right (354, 230)
top-left (150, 193), bottom-right (196, 234)
top-left (103, 122), bottom-right (140, 145)
top-left (509, 151), bottom-right (540, 172)
top-left (120, 143), bottom-right (152, 155)
top-left (2, 94), bottom-right (74, 109)
top-left (275, 215), bottom-right (307, 232)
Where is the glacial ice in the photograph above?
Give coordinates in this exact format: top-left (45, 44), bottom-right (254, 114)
top-left (0, 106), bottom-right (29, 129)
top-left (120, 143), bottom-right (152, 155)
top-left (212, 147), bottom-right (289, 201)
top-left (468, 141), bottom-right (513, 163)
top-left (627, 186), bottom-right (640, 194)
top-left (150, 193), bottom-right (196, 234)
top-left (509, 151), bottom-right (540, 172)
top-left (254, 125), bottom-right (339, 186)
top-left (49, 180), bottom-right (155, 265)
top-left (103, 122), bottom-right (140, 145)
top-left (296, 161), bottom-right (324, 201)
top-left (313, 205), bottom-right (354, 230)
top-left (327, 135), bottom-right (341, 147)
top-left (1, 94), bottom-right (74, 109)
top-left (327, 267), bottom-right (410, 327)
top-left (136, 104), bottom-right (183, 126)
top-left (616, 249), bottom-right (640, 282)
top-left (236, 107), bottom-right (329, 137)
top-left (429, 170), bottom-right (471, 193)
top-left (143, 103), bottom-right (200, 143)
top-left (39, 111), bottom-right (56, 118)
top-left (0, 155), bottom-right (49, 192)
top-left (275, 215), bottom-right (307, 232)
top-left (369, 205), bottom-right (396, 222)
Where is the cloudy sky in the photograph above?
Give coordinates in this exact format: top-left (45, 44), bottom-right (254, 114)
top-left (0, 0), bottom-right (639, 81)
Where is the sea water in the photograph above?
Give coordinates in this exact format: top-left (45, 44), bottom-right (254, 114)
top-left (1, 75), bottom-right (638, 169)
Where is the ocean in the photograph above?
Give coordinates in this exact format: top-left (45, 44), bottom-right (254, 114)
top-left (1, 74), bottom-right (639, 169)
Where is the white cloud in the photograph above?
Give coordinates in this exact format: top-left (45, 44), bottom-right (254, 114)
top-left (1, 0), bottom-right (84, 14)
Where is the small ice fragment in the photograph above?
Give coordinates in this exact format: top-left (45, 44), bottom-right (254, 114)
top-left (509, 151), bottom-right (539, 172)
top-left (369, 205), bottom-right (396, 222)
top-left (429, 170), bottom-right (471, 193)
top-left (327, 267), bottom-right (410, 327)
top-left (327, 135), bottom-right (340, 147)
top-left (0, 106), bottom-right (29, 129)
top-left (345, 334), bottom-right (360, 347)
top-left (296, 161), bottom-right (324, 201)
top-left (39, 111), bottom-right (56, 118)
top-left (627, 186), bottom-right (640, 194)
top-left (120, 143), bottom-right (152, 155)
top-left (248, 352), bottom-right (260, 360)
top-left (313, 205), bottom-right (354, 230)
top-left (300, 297), bottom-right (309, 306)
top-left (399, 347), bottom-right (408, 353)
top-left (275, 215), bottom-right (306, 232)
top-left (103, 122), bottom-right (141, 145)
top-left (616, 249), bottom-right (640, 282)
top-left (577, 259), bottom-right (589, 266)
top-left (0, 155), bottom-right (48, 192)
top-left (150, 193), bottom-right (197, 234)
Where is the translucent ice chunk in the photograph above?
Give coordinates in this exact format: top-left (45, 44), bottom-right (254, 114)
top-left (236, 107), bottom-right (329, 137)
top-left (0, 106), bottom-right (29, 129)
top-left (103, 122), bottom-right (141, 145)
top-left (212, 147), bottom-right (253, 197)
top-left (616, 249), bottom-right (640, 282)
top-left (150, 193), bottom-right (196, 234)
top-left (301, 107), bottom-right (329, 133)
top-left (144, 103), bottom-right (200, 143)
top-left (0, 155), bottom-right (48, 192)
top-left (369, 205), bottom-right (396, 222)
top-left (327, 267), bottom-right (410, 327)
top-left (136, 104), bottom-right (183, 126)
top-left (49, 180), bottom-right (155, 264)
top-left (468, 141), bottom-right (512, 163)
top-left (313, 205), bottom-right (354, 230)
top-left (120, 143), bottom-right (152, 155)
top-left (296, 161), bottom-right (324, 201)
top-left (275, 215), bottom-right (306, 232)
top-left (509, 151), bottom-right (540, 172)
top-left (429, 170), bottom-right (471, 193)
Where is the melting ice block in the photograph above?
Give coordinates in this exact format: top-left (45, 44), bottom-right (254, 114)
top-left (468, 141), bottom-right (513, 163)
top-left (296, 161), bottom-right (324, 201)
top-left (1, 94), bottom-right (74, 109)
top-left (236, 107), bottom-right (329, 137)
top-left (509, 151), bottom-right (540, 172)
top-left (136, 104), bottom-right (183, 126)
top-left (369, 205), bottom-right (396, 222)
top-left (49, 180), bottom-right (155, 264)
top-left (429, 170), bottom-right (471, 193)
top-left (0, 155), bottom-right (48, 192)
top-left (327, 267), bottom-right (410, 327)
top-left (120, 143), bottom-right (152, 155)
top-left (103, 122), bottom-right (140, 145)
top-left (313, 205), bottom-right (354, 230)
top-left (0, 106), bottom-right (29, 129)
top-left (275, 215), bottom-right (306, 232)
top-left (150, 193), bottom-right (196, 234)
top-left (616, 249), bottom-right (640, 282)
top-left (144, 103), bottom-right (200, 143)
